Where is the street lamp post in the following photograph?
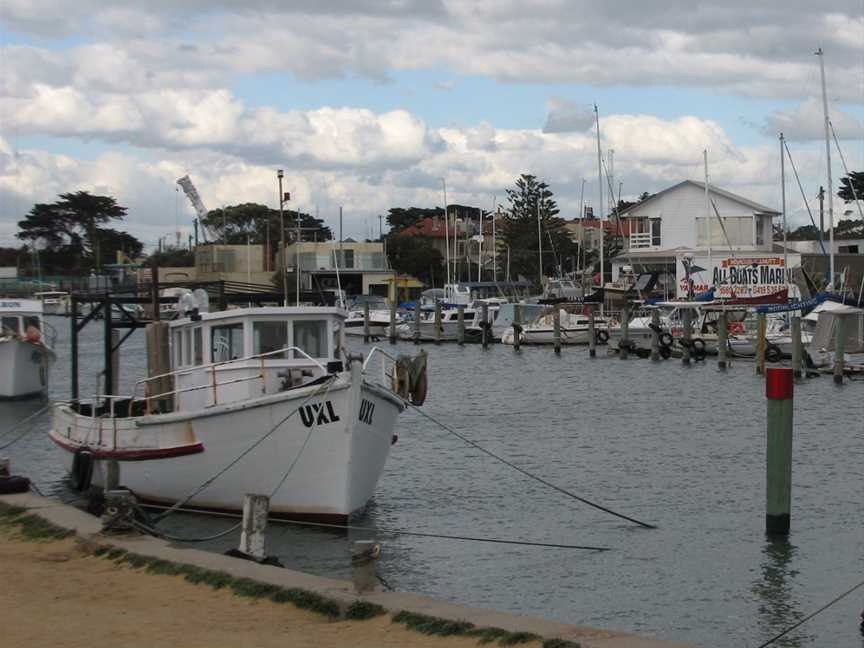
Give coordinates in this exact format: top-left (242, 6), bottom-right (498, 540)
top-left (277, 169), bottom-right (287, 305)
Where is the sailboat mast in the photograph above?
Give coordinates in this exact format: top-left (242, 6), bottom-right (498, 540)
top-left (780, 132), bottom-right (788, 291)
top-left (537, 190), bottom-right (543, 286)
top-left (704, 149), bottom-right (711, 287)
top-left (492, 194), bottom-right (497, 282)
top-left (594, 104), bottom-right (604, 314)
top-left (817, 47), bottom-right (835, 286)
top-left (578, 178), bottom-right (586, 293)
top-left (441, 179), bottom-right (451, 286)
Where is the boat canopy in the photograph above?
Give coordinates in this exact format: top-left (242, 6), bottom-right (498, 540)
top-left (809, 306), bottom-right (864, 353)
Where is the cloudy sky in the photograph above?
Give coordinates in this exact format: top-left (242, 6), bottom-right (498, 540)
top-left (1, 1), bottom-right (862, 249)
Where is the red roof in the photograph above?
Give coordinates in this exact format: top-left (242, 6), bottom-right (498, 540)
top-left (397, 217), bottom-right (457, 239)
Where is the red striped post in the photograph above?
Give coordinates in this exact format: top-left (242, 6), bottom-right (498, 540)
top-left (765, 367), bottom-right (794, 536)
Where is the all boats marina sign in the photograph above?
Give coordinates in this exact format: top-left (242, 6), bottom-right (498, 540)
top-left (677, 254), bottom-right (801, 299)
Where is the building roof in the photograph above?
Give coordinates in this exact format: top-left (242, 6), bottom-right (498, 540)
top-left (397, 217), bottom-right (457, 239)
top-left (615, 180), bottom-right (780, 218)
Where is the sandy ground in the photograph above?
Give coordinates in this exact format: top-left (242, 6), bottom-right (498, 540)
top-left (0, 529), bottom-right (529, 648)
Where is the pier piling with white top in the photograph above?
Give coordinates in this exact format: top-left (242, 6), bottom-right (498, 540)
top-left (791, 316), bottom-right (802, 379)
top-left (588, 307), bottom-right (596, 358)
top-left (681, 309), bottom-right (692, 365)
top-left (389, 299), bottom-right (397, 345)
top-left (765, 368), bottom-right (794, 536)
top-left (238, 494), bottom-right (270, 561)
top-left (457, 305), bottom-right (465, 345)
top-left (717, 311), bottom-right (728, 370)
top-left (553, 308), bottom-right (561, 355)
top-left (834, 315), bottom-right (846, 384)
top-left (434, 302), bottom-right (442, 345)
top-left (363, 302), bottom-right (371, 343)
top-left (650, 309), bottom-right (660, 361)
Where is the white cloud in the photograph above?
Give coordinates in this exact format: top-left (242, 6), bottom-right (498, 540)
top-left (763, 98), bottom-right (864, 141)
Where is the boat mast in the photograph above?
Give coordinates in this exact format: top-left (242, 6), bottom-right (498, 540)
top-left (704, 150), bottom-right (712, 288)
top-left (537, 189), bottom-right (543, 287)
top-left (817, 47), bottom-right (835, 287)
top-left (780, 132), bottom-right (788, 293)
top-left (441, 179), bottom-right (451, 286)
top-left (594, 104), bottom-right (604, 314)
top-left (578, 178), bottom-right (586, 293)
top-left (491, 194), bottom-right (497, 282)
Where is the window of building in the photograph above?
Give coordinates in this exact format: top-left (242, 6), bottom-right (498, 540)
top-left (253, 321), bottom-right (288, 359)
top-left (1, 316), bottom-right (19, 334)
top-left (341, 249), bottom-right (355, 269)
top-left (293, 320), bottom-right (327, 359)
top-left (696, 216), bottom-right (753, 247)
top-left (756, 217), bottom-right (765, 246)
top-left (211, 323), bottom-right (244, 362)
top-left (650, 218), bottom-right (662, 246)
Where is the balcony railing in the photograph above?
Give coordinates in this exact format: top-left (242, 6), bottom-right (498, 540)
top-left (629, 232), bottom-right (653, 249)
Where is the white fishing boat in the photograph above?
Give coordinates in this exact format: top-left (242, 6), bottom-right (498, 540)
top-left (49, 298), bottom-right (425, 521)
top-left (33, 291), bottom-right (70, 316)
top-left (491, 303), bottom-right (548, 341)
top-left (344, 307), bottom-right (400, 337)
top-left (396, 305), bottom-right (478, 341)
top-left (0, 299), bottom-right (55, 399)
top-left (501, 305), bottom-right (611, 346)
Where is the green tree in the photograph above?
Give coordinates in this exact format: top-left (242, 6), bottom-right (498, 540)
top-left (838, 171), bottom-right (864, 203)
top-left (385, 235), bottom-right (444, 285)
top-left (148, 247), bottom-right (195, 267)
top-left (498, 174), bottom-right (579, 284)
top-left (16, 191), bottom-right (138, 272)
top-left (386, 207), bottom-right (441, 233)
top-left (203, 203), bottom-right (332, 245)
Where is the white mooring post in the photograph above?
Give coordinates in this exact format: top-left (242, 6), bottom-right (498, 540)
top-left (238, 494), bottom-right (270, 561)
top-left (351, 540), bottom-right (381, 594)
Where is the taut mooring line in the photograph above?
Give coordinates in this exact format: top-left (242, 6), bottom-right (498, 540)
top-left (410, 404), bottom-right (658, 530)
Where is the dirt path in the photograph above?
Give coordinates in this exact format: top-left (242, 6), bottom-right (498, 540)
top-left (0, 529), bottom-right (523, 648)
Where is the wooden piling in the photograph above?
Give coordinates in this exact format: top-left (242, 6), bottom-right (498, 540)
top-left (389, 299), bottom-right (397, 345)
top-left (513, 303), bottom-right (522, 351)
top-left (238, 494), bottom-right (270, 560)
top-left (756, 312), bottom-right (766, 375)
top-left (588, 307), bottom-right (596, 358)
top-left (457, 304), bottom-right (465, 345)
top-left (481, 302), bottom-right (489, 349)
top-left (620, 303), bottom-right (630, 360)
top-left (717, 310), bottom-right (728, 370)
top-left (790, 316), bottom-right (802, 379)
top-left (434, 301), bottom-right (442, 345)
top-left (765, 368), bottom-right (794, 536)
top-left (681, 308), bottom-right (692, 365)
top-left (553, 307), bottom-right (561, 355)
top-left (413, 301), bottom-right (421, 344)
top-left (363, 302), bottom-right (371, 343)
top-left (834, 315), bottom-right (845, 385)
top-left (650, 308), bottom-right (660, 361)
top-left (351, 541), bottom-right (381, 594)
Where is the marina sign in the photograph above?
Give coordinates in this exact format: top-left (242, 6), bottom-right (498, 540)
top-left (677, 255), bottom-right (800, 299)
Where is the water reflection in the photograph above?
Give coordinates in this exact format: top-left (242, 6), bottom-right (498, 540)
top-left (751, 540), bottom-right (811, 647)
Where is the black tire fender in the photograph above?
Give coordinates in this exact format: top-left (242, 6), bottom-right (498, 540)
top-left (659, 332), bottom-right (674, 347)
top-left (595, 329), bottom-right (609, 344)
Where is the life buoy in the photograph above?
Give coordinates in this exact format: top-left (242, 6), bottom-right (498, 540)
top-left (765, 344), bottom-right (782, 363)
top-left (70, 448), bottom-right (95, 492)
top-left (595, 330), bottom-right (609, 344)
top-left (659, 332), bottom-right (674, 348)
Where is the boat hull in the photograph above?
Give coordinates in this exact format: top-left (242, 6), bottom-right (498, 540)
top-left (49, 377), bottom-right (404, 520)
top-left (0, 338), bottom-right (53, 399)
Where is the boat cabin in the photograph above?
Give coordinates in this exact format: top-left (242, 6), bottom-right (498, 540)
top-left (167, 306), bottom-right (345, 410)
top-left (0, 299), bottom-right (45, 339)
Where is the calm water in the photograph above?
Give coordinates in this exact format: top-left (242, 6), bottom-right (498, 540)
top-left (3, 315), bottom-right (863, 648)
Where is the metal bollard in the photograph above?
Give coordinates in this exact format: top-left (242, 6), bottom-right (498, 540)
top-left (765, 368), bottom-right (794, 536)
top-left (351, 540), bottom-right (381, 594)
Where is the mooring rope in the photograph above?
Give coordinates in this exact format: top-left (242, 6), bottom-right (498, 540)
top-left (0, 403), bottom-right (51, 451)
top-left (754, 576), bottom-right (864, 647)
top-left (409, 404), bottom-right (658, 529)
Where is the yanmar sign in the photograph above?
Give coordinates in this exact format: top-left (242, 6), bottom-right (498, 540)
top-left (677, 255), bottom-right (798, 299)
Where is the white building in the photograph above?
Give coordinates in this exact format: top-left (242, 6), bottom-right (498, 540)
top-left (612, 180), bottom-right (801, 299)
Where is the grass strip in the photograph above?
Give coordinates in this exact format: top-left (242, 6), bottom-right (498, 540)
top-left (0, 501), bottom-right (73, 540)
top-left (392, 611), bottom-right (576, 647)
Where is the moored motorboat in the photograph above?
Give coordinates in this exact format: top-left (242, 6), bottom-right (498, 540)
top-left (0, 299), bottom-right (55, 399)
top-left (49, 301), bottom-right (426, 521)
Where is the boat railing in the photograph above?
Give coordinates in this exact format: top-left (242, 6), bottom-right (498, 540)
top-left (362, 346), bottom-right (399, 388)
top-left (128, 346), bottom-right (327, 415)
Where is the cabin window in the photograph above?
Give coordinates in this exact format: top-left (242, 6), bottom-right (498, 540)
top-left (211, 323), bottom-right (244, 362)
top-left (183, 329), bottom-right (192, 366)
top-left (193, 327), bottom-right (203, 365)
top-left (293, 320), bottom-right (327, 359)
top-left (253, 321), bottom-right (288, 359)
top-left (173, 330), bottom-right (183, 367)
top-left (1, 316), bottom-right (19, 334)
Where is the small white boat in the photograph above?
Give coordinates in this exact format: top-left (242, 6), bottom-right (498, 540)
top-left (50, 302), bottom-right (423, 521)
top-left (501, 306), bottom-right (611, 345)
top-left (33, 291), bottom-right (70, 316)
top-left (0, 299), bottom-right (55, 398)
top-left (344, 308), bottom-right (401, 337)
top-left (396, 306), bottom-right (478, 341)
